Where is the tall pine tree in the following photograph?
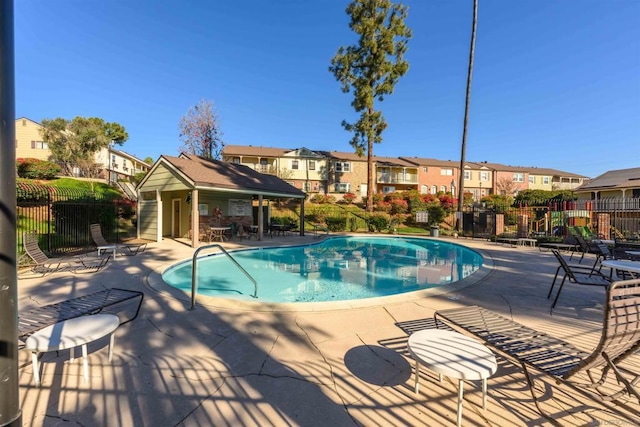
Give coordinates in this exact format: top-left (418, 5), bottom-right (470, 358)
top-left (330, 0), bottom-right (411, 212)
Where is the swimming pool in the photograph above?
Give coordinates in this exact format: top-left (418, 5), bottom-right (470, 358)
top-left (162, 236), bottom-right (483, 303)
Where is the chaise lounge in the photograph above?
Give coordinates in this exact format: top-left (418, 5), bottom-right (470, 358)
top-left (431, 279), bottom-right (640, 421)
top-left (22, 232), bottom-right (110, 277)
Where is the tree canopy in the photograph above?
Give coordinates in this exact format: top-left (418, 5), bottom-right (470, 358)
top-left (178, 99), bottom-right (225, 159)
top-left (40, 116), bottom-right (128, 176)
top-left (330, 0), bottom-right (411, 212)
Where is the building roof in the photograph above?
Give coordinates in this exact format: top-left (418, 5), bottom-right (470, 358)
top-left (109, 147), bottom-right (151, 166)
top-left (575, 167), bottom-right (640, 191)
top-left (317, 150), bottom-right (367, 162)
top-left (399, 157), bottom-right (459, 168)
top-left (145, 153), bottom-right (306, 198)
top-left (373, 156), bottom-right (417, 167)
top-left (222, 144), bottom-right (290, 157)
top-left (525, 167), bottom-right (587, 178)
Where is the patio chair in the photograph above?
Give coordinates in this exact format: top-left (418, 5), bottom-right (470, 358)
top-left (433, 279), bottom-right (640, 421)
top-left (22, 232), bottom-right (110, 276)
top-left (573, 234), bottom-right (599, 263)
top-left (547, 249), bottom-right (611, 309)
top-left (589, 242), bottom-right (616, 274)
top-left (90, 223), bottom-right (147, 255)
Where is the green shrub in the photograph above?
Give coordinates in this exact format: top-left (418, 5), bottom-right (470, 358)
top-left (326, 216), bottom-right (347, 232)
top-left (17, 158), bottom-right (61, 179)
top-left (368, 213), bottom-right (390, 232)
top-left (427, 203), bottom-right (446, 227)
top-left (348, 216), bottom-right (359, 232)
top-left (309, 194), bottom-right (336, 204)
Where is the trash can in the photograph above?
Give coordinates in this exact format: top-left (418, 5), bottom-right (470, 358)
top-left (430, 226), bottom-right (439, 237)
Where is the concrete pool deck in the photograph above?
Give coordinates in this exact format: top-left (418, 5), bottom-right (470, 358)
top-left (16, 234), bottom-right (640, 426)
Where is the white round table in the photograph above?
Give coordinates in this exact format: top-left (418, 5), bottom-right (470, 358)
top-left (601, 259), bottom-right (640, 279)
top-left (25, 314), bottom-right (120, 386)
top-left (408, 329), bottom-right (497, 426)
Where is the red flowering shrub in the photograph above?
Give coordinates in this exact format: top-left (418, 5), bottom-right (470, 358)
top-left (341, 192), bottom-right (356, 204)
top-left (16, 158), bottom-right (61, 180)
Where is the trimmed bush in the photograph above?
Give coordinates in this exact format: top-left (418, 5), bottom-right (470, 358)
top-left (368, 213), bottom-right (390, 232)
top-left (326, 216), bottom-right (347, 232)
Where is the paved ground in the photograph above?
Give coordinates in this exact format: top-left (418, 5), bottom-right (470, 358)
top-left (16, 234), bottom-right (640, 426)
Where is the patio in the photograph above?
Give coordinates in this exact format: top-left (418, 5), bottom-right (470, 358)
top-left (17, 235), bottom-right (639, 426)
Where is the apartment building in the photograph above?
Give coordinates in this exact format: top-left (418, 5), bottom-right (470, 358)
top-left (16, 117), bottom-right (52, 161)
top-left (222, 144), bottom-right (589, 201)
top-left (15, 117), bottom-right (150, 183)
top-left (374, 157), bottom-right (419, 194)
top-left (527, 167), bottom-right (586, 191)
top-left (319, 151), bottom-right (369, 198)
top-left (222, 145), bottom-right (329, 194)
top-left (400, 157), bottom-right (459, 196)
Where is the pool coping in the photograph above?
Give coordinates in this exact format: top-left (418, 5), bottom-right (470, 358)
top-left (144, 236), bottom-right (494, 312)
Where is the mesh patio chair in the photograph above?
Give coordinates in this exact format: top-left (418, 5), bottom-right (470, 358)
top-left (433, 279), bottom-right (640, 421)
top-left (573, 234), bottom-right (599, 263)
top-left (22, 232), bottom-right (110, 276)
top-left (90, 223), bottom-right (147, 256)
top-left (547, 248), bottom-right (611, 309)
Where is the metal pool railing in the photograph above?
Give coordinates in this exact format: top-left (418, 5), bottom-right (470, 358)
top-left (190, 243), bottom-right (258, 309)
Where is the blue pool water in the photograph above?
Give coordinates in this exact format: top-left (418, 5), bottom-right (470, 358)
top-left (162, 236), bottom-right (483, 303)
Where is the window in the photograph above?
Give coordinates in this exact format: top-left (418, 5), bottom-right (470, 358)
top-left (334, 183), bottom-right (350, 193)
top-left (431, 185), bottom-right (437, 194)
top-left (383, 186), bottom-right (395, 194)
top-left (232, 157), bottom-right (240, 164)
top-left (31, 140), bottom-right (48, 149)
top-left (420, 185), bottom-right (428, 194)
top-left (480, 171), bottom-right (489, 181)
top-left (513, 173), bottom-right (524, 182)
top-left (441, 168), bottom-right (453, 176)
top-left (335, 162), bottom-right (350, 172)
top-left (422, 167), bottom-right (428, 172)
top-left (543, 176), bottom-right (550, 185)
top-left (303, 182), bottom-right (311, 192)
top-left (529, 176), bottom-right (534, 184)
top-left (308, 160), bottom-right (315, 170)
top-left (291, 160), bottom-right (299, 170)
top-left (440, 185), bottom-right (446, 193)
top-left (464, 170), bottom-right (471, 180)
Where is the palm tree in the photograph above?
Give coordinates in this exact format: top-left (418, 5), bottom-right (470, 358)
top-left (456, 0), bottom-right (478, 232)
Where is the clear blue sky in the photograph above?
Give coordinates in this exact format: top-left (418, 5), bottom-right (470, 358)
top-left (15, 0), bottom-right (640, 178)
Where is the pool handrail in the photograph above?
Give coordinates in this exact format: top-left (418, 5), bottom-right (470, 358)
top-left (190, 243), bottom-right (258, 309)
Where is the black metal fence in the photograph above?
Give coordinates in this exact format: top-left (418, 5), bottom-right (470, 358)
top-left (17, 183), bottom-right (138, 256)
top-left (460, 196), bottom-right (640, 240)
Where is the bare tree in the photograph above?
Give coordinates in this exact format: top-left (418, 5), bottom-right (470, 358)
top-left (496, 177), bottom-right (517, 195)
top-left (178, 99), bottom-right (224, 159)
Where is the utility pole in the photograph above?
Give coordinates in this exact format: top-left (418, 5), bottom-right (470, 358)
top-left (0, 1), bottom-right (21, 426)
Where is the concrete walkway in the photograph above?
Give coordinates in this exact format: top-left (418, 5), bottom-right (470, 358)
top-left (16, 235), bottom-right (639, 426)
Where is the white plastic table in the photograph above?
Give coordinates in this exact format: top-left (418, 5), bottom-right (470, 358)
top-left (601, 259), bottom-right (640, 279)
top-left (97, 244), bottom-right (117, 259)
top-left (25, 314), bottom-right (120, 386)
top-left (408, 329), bottom-right (497, 427)
top-left (209, 227), bottom-right (231, 242)
top-left (518, 238), bottom-right (537, 247)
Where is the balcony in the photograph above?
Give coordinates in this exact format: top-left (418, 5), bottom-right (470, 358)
top-left (376, 172), bottom-right (418, 184)
top-left (254, 165), bottom-right (273, 174)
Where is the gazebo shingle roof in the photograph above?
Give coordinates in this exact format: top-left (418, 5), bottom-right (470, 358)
top-left (161, 154), bottom-right (306, 198)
